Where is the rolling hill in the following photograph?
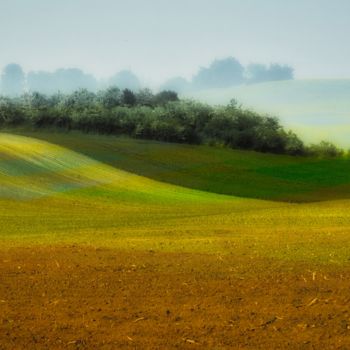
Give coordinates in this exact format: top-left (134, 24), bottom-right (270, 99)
top-left (0, 132), bottom-right (280, 246)
top-left (8, 130), bottom-right (350, 202)
top-left (189, 79), bottom-right (350, 148)
top-left (1, 131), bottom-right (350, 265)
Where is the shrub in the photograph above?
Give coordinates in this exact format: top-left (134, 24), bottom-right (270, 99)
top-left (307, 141), bottom-right (343, 158)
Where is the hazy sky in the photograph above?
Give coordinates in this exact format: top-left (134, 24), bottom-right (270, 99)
top-left (1, 0), bottom-right (350, 85)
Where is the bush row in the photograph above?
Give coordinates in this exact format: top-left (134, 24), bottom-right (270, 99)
top-left (0, 88), bottom-right (343, 157)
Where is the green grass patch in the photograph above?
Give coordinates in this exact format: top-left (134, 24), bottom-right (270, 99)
top-left (9, 129), bottom-right (350, 202)
top-left (2, 132), bottom-right (350, 265)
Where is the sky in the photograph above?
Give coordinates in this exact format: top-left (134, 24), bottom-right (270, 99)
top-left (0, 0), bottom-right (350, 85)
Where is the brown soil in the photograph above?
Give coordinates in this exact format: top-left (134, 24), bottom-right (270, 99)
top-left (1, 247), bottom-right (350, 349)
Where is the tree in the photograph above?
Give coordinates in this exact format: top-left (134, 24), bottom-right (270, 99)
top-left (109, 70), bottom-right (140, 91)
top-left (246, 64), bottom-right (270, 83)
top-left (53, 68), bottom-right (97, 93)
top-left (284, 131), bottom-right (305, 155)
top-left (155, 90), bottom-right (179, 105)
top-left (268, 64), bottom-right (294, 81)
top-left (307, 141), bottom-right (343, 158)
top-left (192, 57), bottom-right (244, 89)
top-left (64, 89), bottom-right (96, 111)
top-left (246, 63), bottom-right (294, 84)
top-left (29, 92), bottom-right (49, 109)
top-left (1, 63), bottom-right (25, 97)
top-left (136, 88), bottom-right (154, 107)
top-left (98, 86), bottom-right (121, 109)
top-left (121, 89), bottom-right (137, 106)
top-left (160, 77), bottom-right (190, 93)
top-left (0, 96), bottom-right (26, 125)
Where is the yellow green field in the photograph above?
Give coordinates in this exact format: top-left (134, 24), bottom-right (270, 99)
top-left (1, 132), bottom-right (350, 262)
top-left (1, 131), bottom-right (350, 348)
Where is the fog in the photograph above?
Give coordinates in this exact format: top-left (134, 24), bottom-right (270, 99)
top-left (1, 0), bottom-right (350, 88)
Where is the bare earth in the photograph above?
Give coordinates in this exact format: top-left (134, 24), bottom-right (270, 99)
top-left (1, 247), bottom-right (350, 349)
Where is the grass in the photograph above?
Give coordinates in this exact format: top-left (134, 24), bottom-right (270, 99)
top-left (7, 129), bottom-right (350, 202)
top-left (1, 131), bottom-right (350, 265)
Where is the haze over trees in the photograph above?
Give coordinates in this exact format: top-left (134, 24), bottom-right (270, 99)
top-left (160, 77), bottom-right (190, 94)
top-left (161, 58), bottom-right (294, 93)
top-left (193, 57), bottom-right (245, 89)
top-left (191, 58), bottom-right (294, 90)
top-left (246, 63), bottom-right (294, 84)
top-left (108, 70), bottom-right (141, 91)
top-left (0, 57), bottom-right (294, 96)
top-left (0, 64), bottom-right (25, 97)
top-left (27, 68), bottom-right (98, 94)
top-left (27, 71), bottom-right (57, 95)
top-left (1, 65), bottom-right (141, 96)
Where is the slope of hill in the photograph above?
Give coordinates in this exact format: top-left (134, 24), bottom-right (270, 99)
top-left (0, 132), bottom-right (240, 204)
top-left (0, 132), bottom-right (286, 247)
top-left (189, 79), bottom-right (350, 147)
top-left (9, 130), bottom-right (350, 202)
top-left (1, 132), bottom-right (350, 265)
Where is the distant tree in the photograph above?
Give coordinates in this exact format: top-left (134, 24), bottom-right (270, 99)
top-left (97, 86), bottom-right (121, 109)
top-left (136, 88), bottom-right (154, 107)
top-left (48, 92), bottom-right (65, 107)
top-left (27, 71), bottom-right (56, 94)
top-left (160, 77), bottom-right (190, 93)
top-left (121, 89), bottom-right (137, 106)
top-left (307, 141), bottom-right (343, 158)
top-left (155, 90), bottom-right (179, 105)
top-left (53, 68), bottom-right (97, 93)
top-left (1, 63), bottom-right (25, 97)
top-left (109, 70), bottom-right (140, 91)
top-left (283, 131), bottom-right (305, 155)
top-left (29, 92), bottom-right (49, 109)
top-left (0, 96), bottom-right (26, 125)
top-left (246, 64), bottom-right (270, 83)
top-left (246, 63), bottom-right (294, 84)
top-left (64, 89), bottom-right (96, 111)
top-left (192, 57), bottom-right (244, 89)
top-left (268, 64), bottom-right (294, 81)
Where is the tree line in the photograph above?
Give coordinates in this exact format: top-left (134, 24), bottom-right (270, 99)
top-left (0, 87), bottom-right (343, 157)
top-left (0, 64), bottom-right (140, 97)
top-left (0, 57), bottom-right (294, 97)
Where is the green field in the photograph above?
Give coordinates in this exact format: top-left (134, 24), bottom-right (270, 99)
top-left (6, 129), bottom-right (350, 202)
top-left (190, 79), bottom-right (350, 148)
top-left (1, 131), bottom-right (350, 264)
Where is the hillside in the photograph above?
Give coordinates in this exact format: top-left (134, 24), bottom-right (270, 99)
top-left (0, 132), bottom-right (246, 205)
top-left (1, 132), bottom-right (350, 264)
top-left (8, 130), bottom-right (350, 202)
top-left (0, 132), bottom-right (287, 248)
top-left (189, 79), bottom-right (350, 147)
